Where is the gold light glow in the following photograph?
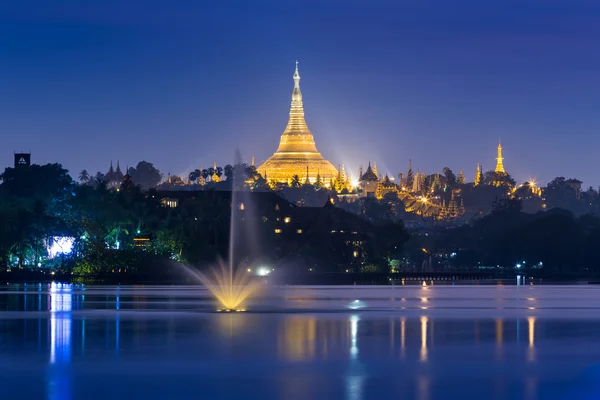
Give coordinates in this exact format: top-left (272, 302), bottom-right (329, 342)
top-left (528, 317), bottom-right (536, 362)
top-left (420, 316), bottom-right (428, 363)
top-left (257, 62), bottom-right (338, 183)
top-left (400, 317), bottom-right (406, 358)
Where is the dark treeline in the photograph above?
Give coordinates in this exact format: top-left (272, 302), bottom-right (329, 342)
top-left (2, 160), bottom-right (599, 281)
top-left (406, 198), bottom-right (600, 275)
top-left (0, 162), bottom-right (409, 280)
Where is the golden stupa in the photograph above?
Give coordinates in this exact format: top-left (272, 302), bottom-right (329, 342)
top-left (258, 62), bottom-right (338, 184)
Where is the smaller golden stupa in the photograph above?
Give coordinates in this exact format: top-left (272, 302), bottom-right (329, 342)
top-left (258, 62), bottom-right (338, 184)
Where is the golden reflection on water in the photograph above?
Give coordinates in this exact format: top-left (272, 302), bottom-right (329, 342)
top-left (278, 316), bottom-right (317, 361)
top-left (420, 316), bottom-right (428, 363)
top-left (528, 317), bottom-right (536, 362)
top-left (400, 317), bottom-right (406, 359)
top-left (216, 313), bottom-right (250, 338)
top-left (495, 318), bottom-right (504, 360)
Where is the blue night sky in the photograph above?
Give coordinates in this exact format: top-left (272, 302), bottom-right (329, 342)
top-left (1, 0), bottom-right (599, 186)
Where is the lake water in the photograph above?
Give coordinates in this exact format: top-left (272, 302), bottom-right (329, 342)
top-left (1, 283), bottom-right (600, 399)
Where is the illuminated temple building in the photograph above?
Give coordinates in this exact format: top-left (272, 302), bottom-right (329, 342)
top-left (258, 62), bottom-right (338, 184)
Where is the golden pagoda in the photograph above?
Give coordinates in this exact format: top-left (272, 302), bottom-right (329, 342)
top-left (258, 62), bottom-right (338, 184)
top-left (495, 142), bottom-right (505, 174)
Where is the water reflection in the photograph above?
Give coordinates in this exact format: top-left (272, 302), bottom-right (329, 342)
top-left (496, 318), bottom-right (504, 360)
top-left (420, 316), bottom-right (428, 363)
top-left (278, 316), bottom-right (316, 361)
top-left (1, 284), bottom-right (595, 400)
top-left (49, 283), bottom-right (72, 364)
top-left (217, 313), bottom-right (250, 338)
top-left (350, 315), bottom-right (359, 359)
top-left (400, 317), bottom-right (406, 359)
top-left (48, 282), bottom-right (72, 400)
top-left (528, 317), bottom-right (536, 362)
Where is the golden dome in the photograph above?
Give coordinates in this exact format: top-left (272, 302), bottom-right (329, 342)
top-left (258, 62), bottom-right (338, 184)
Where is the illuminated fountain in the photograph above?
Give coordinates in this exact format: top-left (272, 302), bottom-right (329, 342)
top-left (189, 260), bottom-right (260, 312)
top-left (190, 152), bottom-right (262, 311)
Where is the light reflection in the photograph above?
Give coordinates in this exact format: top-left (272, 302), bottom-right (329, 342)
top-left (420, 316), bottom-right (428, 363)
top-left (527, 317), bottom-right (536, 362)
top-left (390, 320), bottom-right (395, 350)
top-left (217, 313), bottom-right (250, 338)
top-left (278, 316), bottom-right (316, 361)
top-left (49, 282), bottom-right (72, 365)
top-left (48, 282), bottom-right (73, 400)
top-left (400, 317), bottom-right (406, 359)
top-left (495, 318), bottom-right (503, 360)
top-left (350, 315), bottom-right (359, 359)
top-left (345, 376), bottom-right (365, 400)
top-left (417, 376), bottom-right (430, 400)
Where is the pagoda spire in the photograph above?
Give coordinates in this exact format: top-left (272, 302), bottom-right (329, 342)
top-left (495, 141), bottom-right (505, 173)
top-left (304, 166), bottom-right (310, 185)
top-left (457, 169), bottom-right (465, 184)
top-left (257, 61), bottom-right (338, 184)
top-left (373, 162), bottom-right (379, 178)
top-left (251, 156), bottom-right (255, 167)
top-left (474, 163), bottom-right (483, 186)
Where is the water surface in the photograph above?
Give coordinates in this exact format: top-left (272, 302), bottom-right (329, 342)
top-left (1, 283), bottom-right (599, 400)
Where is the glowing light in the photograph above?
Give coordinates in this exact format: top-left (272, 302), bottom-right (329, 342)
top-left (257, 267), bottom-right (271, 276)
top-left (400, 317), bottom-right (406, 358)
top-left (528, 317), bottom-right (536, 362)
top-left (284, 217), bottom-right (291, 223)
top-left (420, 316), bottom-right (428, 363)
top-left (348, 300), bottom-right (366, 310)
top-left (191, 261), bottom-right (261, 311)
top-left (46, 237), bottom-right (75, 259)
top-left (350, 315), bottom-right (359, 358)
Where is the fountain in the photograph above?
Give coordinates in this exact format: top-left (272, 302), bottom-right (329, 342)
top-left (189, 260), bottom-right (260, 311)
top-left (190, 152), bottom-right (262, 311)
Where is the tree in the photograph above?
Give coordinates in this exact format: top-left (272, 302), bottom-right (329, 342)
top-left (94, 172), bottom-right (106, 186)
top-left (189, 169), bottom-right (201, 183)
top-left (483, 171), bottom-right (515, 188)
top-left (443, 167), bottom-right (457, 187)
top-left (0, 163), bottom-right (74, 204)
top-left (79, 169), bottom-right (90, 184)
top-left (201, 169), bottom-right (210, 183)
top-left (491, 197), bottom-right (523, 215)
top-left (290, 175), bottom-right (301, 188)
top-left (314, 172), bottom-right (323, 191)
top-left (207, 167), bottom-right (215, 182)
top-left (224, 164), bottom-right (234, 181)
top-left (406, 163), bottom-right (414, 190)
top-left (128, 161), bottom-right (162, 190)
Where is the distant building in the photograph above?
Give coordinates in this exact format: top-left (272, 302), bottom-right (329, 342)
top-left (565, 179), bottom-right (583, 199)
top-left (14, 152), bottom-right (31, 167)
top-left (105, 161), bottom-right (124, 190)
top-left (359, 162), bottom-right (379, 197)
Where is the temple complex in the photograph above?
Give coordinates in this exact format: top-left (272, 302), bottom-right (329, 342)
top-left (258, 62), bottom-right (338, 184)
